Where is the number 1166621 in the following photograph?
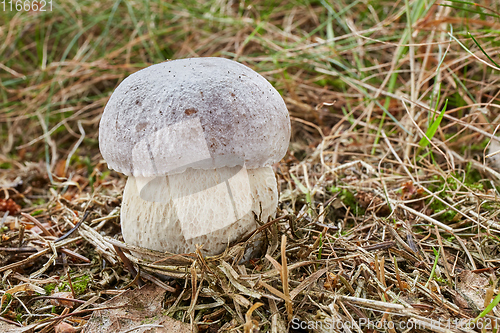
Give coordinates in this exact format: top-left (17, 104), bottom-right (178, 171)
top-left (1, 0), bottom-right (52, 11)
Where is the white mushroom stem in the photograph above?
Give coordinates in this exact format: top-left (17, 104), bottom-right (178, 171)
top-left (120, 166), bottom-right (277, 256)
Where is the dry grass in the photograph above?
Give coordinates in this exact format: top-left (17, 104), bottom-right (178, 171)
top-left (1, 0), bottom-right (500, 332)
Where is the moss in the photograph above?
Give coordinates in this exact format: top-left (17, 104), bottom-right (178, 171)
top-left (43, 283), bottom-right (57, 295)
top-left (428, 199), bottom-right (458, 222)
top-left (426, 164), bottom-right (490, 222)
top-left (71, 275), bottom-right (91, 295)
top-left (60, 274), bottom-right (91, 296)
top-left (482, 201), bottom-right (500, 211)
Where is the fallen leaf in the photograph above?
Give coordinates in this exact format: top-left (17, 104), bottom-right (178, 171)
top-left (54, 160), bottom-right (66, 178)
top-left (50, 292), bottom-right (76, 308)
top-left (55, 322), bottom-right (76, 333)
top-left (84, 284), bottom-right (190, 333)
top-left (453, 270), bottom-right (490, 316)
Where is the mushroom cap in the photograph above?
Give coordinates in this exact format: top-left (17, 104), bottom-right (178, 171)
top-left (99, 57), bottom-right (290, 177)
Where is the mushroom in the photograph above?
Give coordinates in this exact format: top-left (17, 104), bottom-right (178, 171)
top-left (99, 57), bottom-right (290, 256)
top-left (488, 138), bottom-right (500, 170)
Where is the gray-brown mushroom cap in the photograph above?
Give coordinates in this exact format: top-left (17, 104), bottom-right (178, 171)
top-left (99, 57), bottom-right (291, 177)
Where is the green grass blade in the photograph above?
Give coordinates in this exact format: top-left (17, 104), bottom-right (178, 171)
top-left (419, 99), bottom-right (448, 148)
top-left (425, 247), bottom-right (440, 288)
top-left (469, 32), bottom-right (500, 68)
top-left (439, 3), bottom-right (500, 19)
top-left (473, 291), bottom-right (500, 323)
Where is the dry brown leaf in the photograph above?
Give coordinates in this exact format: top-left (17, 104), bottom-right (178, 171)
top-left (54, 160), bottom-right (66, 178)
top-left (50, 292), bottom-right (77, 308)
top-left (454, 270), bottom-right (490, 315)
top-left (84, 284), bottom-right (190, 333)
top-left (55, 322), bottom-right (76, 333)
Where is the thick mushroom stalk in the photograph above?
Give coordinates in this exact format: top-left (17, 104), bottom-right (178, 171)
top-left (120, 166), bottom-right (277, 255)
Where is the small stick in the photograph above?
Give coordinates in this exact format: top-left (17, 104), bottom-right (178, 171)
top-left (434, 225), bottom-right (453, 285)
top-left (55, 210), bottom-right (90, 243)
top-left (0, 247), bottom-right (37, 252)
top-left (30, 241), bottom-right (58, 278)
top-left (18, 224), bottom-right (25, 247)
top-left (30, 305), bottom-right (125, 327)
top-left (0, 315), bottom-right (23, 327)
top-left (392, 255), bottom-right (405, 291)
top-left (281, 235), bottom-right (293, 321)
top-left (455, 234), bottom-right (476, 270)
top-left (241, 214), bottom-right (288, 243)
top-left (28, 296), bottom-right (85, 305)
top-left (188, 261), bottom-right (200, 329)
top-left (380, 256), bottom-right (386, 288)
top-left (66, 270), bottom-right (76, 299)
top-left (59, 248), bottom-right (91, 263)
top-left (21, 212), bottom-right (55, 237)
top-left (139, 271), bottom-right (175, 292)
top-left (113, 245), bottom-right (143, 287)
top-left (40, 307), bottom-right (70, 333)
top-left (362, 241), bottom-right (395, 251)
top-left (397, 203), bottom-right (454, 233)
top-left (0, 237), bottom-right (80, 274)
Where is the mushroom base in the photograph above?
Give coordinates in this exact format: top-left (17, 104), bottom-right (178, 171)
top-left (120, 166), bottom-right (278, 256)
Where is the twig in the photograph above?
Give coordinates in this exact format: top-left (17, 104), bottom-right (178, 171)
top-left (434, 225), bottom-right (453, 285)
top-left (140, 271), bottom-right (175, 292)
top-left (0, 237), bottom-right (80, 274)
top-left (64, 120), bottom-right (85, 174)
top-left (0, 315), bottom-right (23, 327)
top-left (30, 241), bottom-right (58, 278)
top-left (66, 270), bottom-right (76, 299)
top-left (28, 296), bottom-right (86, 305)
top-left (280, 235), bottom-right (293, 321)
top-left (112, 245), bottom-right (142, 287)
top-left (21, 212), bottom-right (55, 237)
top-left (0, 247), bottom-right (37, 252)
top-left (54, 210), bottom-right (90, 243)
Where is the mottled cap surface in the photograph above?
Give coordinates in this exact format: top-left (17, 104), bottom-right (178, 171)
top-left (99, 57), bottom-right (291, 177)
